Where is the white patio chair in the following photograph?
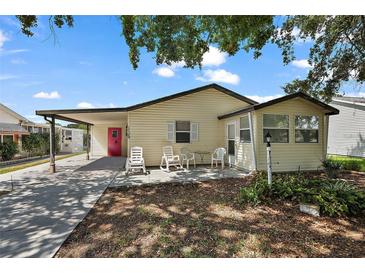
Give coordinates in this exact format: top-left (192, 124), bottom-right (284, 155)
top-left (160, 146), bottom-right (182, 172)
top-left (180, 147), bottom-right (196, 169)
top-left (211, 147), bottom-right (226, 170)
top-left (125, 146), bottom-right (147, 175)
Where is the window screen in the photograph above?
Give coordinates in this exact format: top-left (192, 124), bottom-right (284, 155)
top-left (240, 116), bottom-right (251, 143)
top-left (175, 121), bottom-right (190, 143)
top-left (295, 115), bottom-right (319, 143)
top-left (263, 114), bottom-right (289, 143)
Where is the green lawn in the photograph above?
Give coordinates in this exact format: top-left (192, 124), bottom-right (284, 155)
top-left (0, 152), bottom-right (85, 175)
top-left (328, 155), bottom-right (365, 172)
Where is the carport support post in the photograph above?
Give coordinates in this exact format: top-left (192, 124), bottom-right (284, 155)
top-left (49, 116), bottom-right (56, 173)
top-left (86, 124), bottom-right (90, 160)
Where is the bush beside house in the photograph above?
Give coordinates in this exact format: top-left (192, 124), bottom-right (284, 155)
top-left (0, 133), bottom-right (61, 162)
top-left (0, 142), bottom-right (18, 161)
top-left (239, 171), bottom-right (365, 217)
top-left (22, 133), bottom-right (60, 157)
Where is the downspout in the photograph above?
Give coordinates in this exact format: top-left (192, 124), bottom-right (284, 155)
top-left (248, 111), bottom-right (257, 170)
top-left (324, 115), bottom-right (329, 159)
top-left (127, 112), bottom-right (130, 158)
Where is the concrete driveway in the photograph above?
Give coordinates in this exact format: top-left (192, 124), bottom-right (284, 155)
top-left (0, 154), bottom-right (124, 258)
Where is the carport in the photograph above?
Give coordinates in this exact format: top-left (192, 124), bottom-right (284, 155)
top-left (36, 108), bottom-right (128, 173)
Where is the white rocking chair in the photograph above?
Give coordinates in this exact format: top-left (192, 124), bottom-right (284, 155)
top-left (125, 146), bottom-right (147, 175)
top-left (180, 147), bottom-right (196, 169)
top-left (211, 147), bottom-right (226, 170)
top-left (160, 146), bottom-right (182, 172)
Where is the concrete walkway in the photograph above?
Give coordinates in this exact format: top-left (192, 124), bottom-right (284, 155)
top-left (111, 166), bottom-right (249, 187)
top-left (0, 155), bottom-right (123, 258)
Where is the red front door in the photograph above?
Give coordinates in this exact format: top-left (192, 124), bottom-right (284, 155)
top-left (108, 128), bottom-right (122, 156)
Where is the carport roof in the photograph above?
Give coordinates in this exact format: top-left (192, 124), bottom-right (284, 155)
top-left (36, 83), bottom-right (257, 125)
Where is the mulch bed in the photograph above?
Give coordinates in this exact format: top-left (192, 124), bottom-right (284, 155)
top-left (56, 172), bottom-right (365, 258)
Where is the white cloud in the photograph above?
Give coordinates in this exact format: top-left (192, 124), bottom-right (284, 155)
top-left (33, 91), bottom-right (61, 99)
top-left (291, 59), bottom-right (313, 69)
top-left (196, 69), bottom-right (240, 85)
top-left (77, 102), bottom-right (117, 108)
top-left (11, 58), bottom-right (26, 65)
top-left (0, 29), bottom-right (9, 48)
top-left (14, 81), bottom-right (43, 87)
top-left (0, 74), bottom-right (18, 80)
top-left (79, 61), bottom-right (92, 66)
top-left (153, 67), bottom-right (175, 78)
top-left (202, 46), bottom-right (227, 67)
top-left (170, 61), bottom-right (186, 69)
top-left (0, 49), bottom-right (29, 56)
top-left (247, 94), bottom-right (282, 103)
top-left (77, 102), bottom-right (94, 108)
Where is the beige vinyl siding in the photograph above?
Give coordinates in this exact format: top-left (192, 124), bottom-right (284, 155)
top-left (223, 115), bottom-right (254, 170)
top-left (254, 97), bottom-right (326, 172)
top-left (128, 88), bottom-right (250, 166)
top-left (91, 122), bottom-right (128, 157)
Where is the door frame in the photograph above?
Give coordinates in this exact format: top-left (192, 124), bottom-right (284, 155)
top-left (107, 127), bottom-right (122, 156)
top-left (226, 121), bottom-right (236, 166)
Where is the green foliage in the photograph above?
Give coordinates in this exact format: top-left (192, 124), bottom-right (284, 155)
top-left (276, 16), bottom-right (365, 102)
top-left (0, 142), bottom-right (18, 161)
top-left (238, 171), bottom-right (365, 217)
top-left (321, 158), bottom-right (342, 178)
top-left (16, 15), bottom-right (73, 37)
top-left (66, 124), bottom-right (87, 130)
top-left (342, 161), bottom-right (362, 171)
top-left (15, 15), bottom-right (365, 102)
top-left (121, 16), bottom-right (274, 69)
top-left (22, 133), bottom-right (60, 157)
top-left (328, 155), bottom-right (364, 172)
top-left (239, 175), bottom-right (270, 206)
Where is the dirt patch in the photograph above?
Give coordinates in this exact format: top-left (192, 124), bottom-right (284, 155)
top-left (56, 173), bottom-right (365, 258)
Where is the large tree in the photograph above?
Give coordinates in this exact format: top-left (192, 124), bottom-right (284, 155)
top-left (16, 15), bottom-right (365, 102)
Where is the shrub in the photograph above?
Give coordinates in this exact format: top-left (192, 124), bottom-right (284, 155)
top-left (341, 160), bottom-right (362, 172)
top-left (238, 172), bottom-right (365, 217)
top-left (22, 133), bottom-right (61, 156)
top-left (322, 159), bottom-right (342, 178)
top-left (0, 142), bottom-right (18, 161)
top-left (239, 179), bottom-right (269, 206)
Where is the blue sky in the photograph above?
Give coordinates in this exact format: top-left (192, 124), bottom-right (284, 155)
top-left (0, 15), bottom-right (363, 124)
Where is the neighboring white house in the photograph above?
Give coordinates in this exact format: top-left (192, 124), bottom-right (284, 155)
top-left (59, 127), bottom-right (84, 153)
top-left (0, 102), bottom-right (85, 154)
top-left (328, 96), bottom-right (365, 157)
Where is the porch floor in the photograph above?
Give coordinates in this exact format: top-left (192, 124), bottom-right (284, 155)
top-left (110, 165), bottom-right (250, 187)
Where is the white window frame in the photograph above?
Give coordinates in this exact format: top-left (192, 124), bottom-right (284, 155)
top-left (1, 134), bottom-right (14, 144)
top-left (295, 115), bottom-right (319, 143)
top-left (175, 121), bottom-right (191, 143)
top-left (226, 122), bottom-right (236, 156)
top-left (262, 114), bottom-right (290, 143)
top-left (239, 115), bottom-right (251, 143)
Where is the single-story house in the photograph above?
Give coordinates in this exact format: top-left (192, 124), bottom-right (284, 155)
top-left (328, 96), bottom-right (365, 157)
top-left (36, 84), bottom-right (339, 172)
